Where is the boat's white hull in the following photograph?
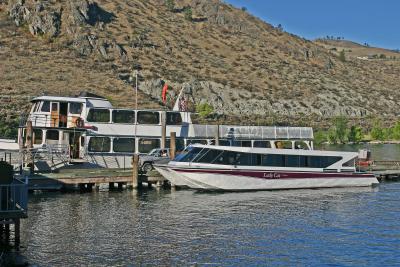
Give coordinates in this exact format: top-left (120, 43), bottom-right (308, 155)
top-left (159, 168), bottom-right (379, 191)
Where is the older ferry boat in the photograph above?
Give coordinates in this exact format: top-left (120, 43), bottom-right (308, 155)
top-left (155, 144), bottom-right (379, 191)
top-left (15, 93), bottom-right (315, 171)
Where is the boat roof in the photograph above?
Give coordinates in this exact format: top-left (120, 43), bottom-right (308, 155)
top-left (189, 144), bottom-right (359, 158)
top-left (31, 96), bottom-right (87, 103)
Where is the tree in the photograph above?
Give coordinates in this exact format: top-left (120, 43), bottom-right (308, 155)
top-left (370, 121), bottom-right (385, 141)
top-left (339, 50), bottom-right (346, 62)
top-left (277, 24), bottom-right (283, 32)
top-left (184, 6), bottom-right (192, 21)
top-left (348, 126), bottom-right (363, 143)
top-left (241, 6), bottom-right (247, 12)
top-left (165, 0), bottom-right (175, 12)
top-left (334, 116), bottom-right (348, 143)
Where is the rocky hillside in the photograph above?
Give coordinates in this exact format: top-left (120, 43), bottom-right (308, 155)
top-left (1, 0), bottom-right (400, 131)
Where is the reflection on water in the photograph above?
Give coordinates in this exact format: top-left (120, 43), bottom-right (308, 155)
top-left (318, 143), bottom-right (400, 161)
top-left (20, 183), bottom-right (400, 266)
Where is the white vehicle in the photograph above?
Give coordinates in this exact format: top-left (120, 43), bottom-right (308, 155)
top-left (155, 144), bottom-right (379, 191)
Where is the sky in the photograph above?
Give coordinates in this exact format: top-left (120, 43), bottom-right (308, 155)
top-left (226, 0), bottom-right (399, 50)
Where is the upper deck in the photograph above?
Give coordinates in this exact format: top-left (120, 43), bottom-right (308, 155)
top-left (20, 95), bottom-right (314, 141)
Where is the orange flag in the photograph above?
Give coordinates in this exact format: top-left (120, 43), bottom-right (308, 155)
top-left (162, 84), bottom-right (168, 104)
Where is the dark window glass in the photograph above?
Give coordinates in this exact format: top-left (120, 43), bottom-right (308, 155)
top-left (88, 137), bottom-right (111, 152)
top-left (196, 149), bottom-right (223, 163)
top-left (235, 152), bottom-right (252, 165)
top-left (285, 155), bottom-right (300, 167)
top-left (113, 110), bottom-right (135, 124)
top-left (51, 103), bottom-right (58, 112)
top-left (254, 141), bottom-right (271, 148)
top-left (33, 129), bottom-right (42, 144)
top-left (213, 151), bottom-right (238, 165)
top-left (262, 154), bottom-right (285, 167)
top-left (69, 103), bottom-right (83, 114)
top-left (113, 138), bottom-right (135, 153)
top-left (41, 101), bottom-right (50, 112)
top-left (87, 109), bottom-right (110, 123)
top-left (46, 130), bottom-right (59, 141)
top-left (166, 112), bottom-right (182, 125)
top-left (137, 111), bottom-right (160, 124)
top-left (241, 141), bottom-right (252, 147)
top-left (139, 138), bottom-right (160, 153)
top-left (175, 147), bottom-right (203, 162)
top-left (219, 140), bottom-right (230, 146)
top-left (166, 138), bottom-right (185, 152)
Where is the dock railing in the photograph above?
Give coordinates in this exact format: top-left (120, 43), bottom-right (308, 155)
top-left (0, 177), bottom-right (28, 218)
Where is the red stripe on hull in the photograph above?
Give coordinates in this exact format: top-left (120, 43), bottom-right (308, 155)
top-left (172, 168), bottom-right (375, 180)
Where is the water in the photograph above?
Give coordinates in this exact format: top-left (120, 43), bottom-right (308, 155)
top-left (18, 183), bottom-right (400, 267)
top-left (18, 144), bottom-right (400, 266)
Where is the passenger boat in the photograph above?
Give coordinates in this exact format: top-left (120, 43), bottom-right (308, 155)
top-left (13, 92), bottom-right (315, 171)
top-left (155, 144), bottom-right (379, 191)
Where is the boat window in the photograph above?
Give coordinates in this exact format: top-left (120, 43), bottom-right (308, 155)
top-left (112, 110), bottom-right (135, 124)
top-left (33, 129), bottom-right (42, 144)
top-left (41, 101), bottom-right (50, 112)
top-left (174, 147), bottom-right (203, 162)
top-left (262, 154), bottom-right (285, 167)
top-left (253, 141), bottom-right (271, 148)
top-left (87, 109), bottom-right (110, 123)
top-left (113, 138), bottom-right (135, 153)
top-left (275, 141), bottom-right (292, 149)
top-left (196, 149), bottom-right (223, 163)
top-left (342, 159), bottom-right (355, 167)
top-left (240, 141), bottom-right (252, 147)
top-left (285, 155), bottom-right (300, 167)
top-left (51, 103), bottom-right (58, 112)
top-left (166, 138), bottom-right (185, 152)
top-left (306, 156), bottom-right (342, 168)
top-left (138, 138), bottom-right (160, 153)
top-left (219, 140), bottom-right (230, 146)
top-left (214, 151), bottom-right (238, 165)
top-left (69, 102), bottom-right (83, 114)
top-left (137, 111), bottom-right (160, 124)
top-left (166, 112), bottom-right (182, 125)
top-left (46, 130), bottom-right (59, 141)
top-left (88, 137), bottom-right (111, 152)
top-left (187, 139), bottom-right (208, 145)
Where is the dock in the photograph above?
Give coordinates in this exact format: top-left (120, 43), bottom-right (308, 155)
top-left (367, 161), bottom-right (400, 182)
top-left (28, 168), bottom-right (167, 191)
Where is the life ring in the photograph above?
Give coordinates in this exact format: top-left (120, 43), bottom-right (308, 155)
top-left (75, 118), bottom-right (84, 128)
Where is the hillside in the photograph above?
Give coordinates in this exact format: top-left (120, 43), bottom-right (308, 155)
top-left (315, 39), bottom-right (399, 60)
top-left (1, 0), bottom-right (400, 133)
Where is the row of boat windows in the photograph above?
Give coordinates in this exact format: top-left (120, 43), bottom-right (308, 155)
top-left (175, 147), bottom-right (342, 168)
top-left (88, 137), bottom-right (188, 153)
top-left (33, 101), bottom-right (83, 114)
top-left (87, 109), bottom-right (183, 125)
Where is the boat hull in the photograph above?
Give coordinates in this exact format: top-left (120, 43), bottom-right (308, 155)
top-left (162, 168), bottom-right (379, 191)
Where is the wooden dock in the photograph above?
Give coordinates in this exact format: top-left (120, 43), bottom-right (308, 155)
top-left (364, 161), bottom-right (400, 182)
top-left (28, 168), bottom-right (167, 191)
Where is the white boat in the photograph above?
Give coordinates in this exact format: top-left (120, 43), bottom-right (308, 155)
top-left (155, 144), bottom-right (379, 191)
top-left (15, 93), bottom-right (315, 171)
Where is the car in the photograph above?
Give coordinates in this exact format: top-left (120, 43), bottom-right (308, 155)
top-left (139, 148), bottom-right (170, 172)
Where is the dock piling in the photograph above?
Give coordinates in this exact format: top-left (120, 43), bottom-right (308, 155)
top-left (215, 125), bottom-right (220, 146)
top-left (132, 154), bottom-right (139, 189)
top-left (170, 132), bottom-right (176, 160)
top-left (161, 111), bottom-right (166, 149)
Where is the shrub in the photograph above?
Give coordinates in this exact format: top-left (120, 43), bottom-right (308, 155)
top-left (184, 6), bottom-right (192, 21)
top-left (196, 103), bottom-right (214, 118)
top-left (165, 0), bottom-right (175, 11)
top-left (339, 50), bottom-right (346, 62)
top-left (348, 126), bottom-right (363, 143)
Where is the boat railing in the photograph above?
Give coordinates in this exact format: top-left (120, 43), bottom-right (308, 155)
top-left (19, 113), bottom-right (83, 128)
top-left (190, 125), bottom-right (314, 140)
top-left (0, 178), bottom-right (28, 218)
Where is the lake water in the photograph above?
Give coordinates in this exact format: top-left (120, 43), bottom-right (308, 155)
top-left (17, 144), bottom-right (400, 266)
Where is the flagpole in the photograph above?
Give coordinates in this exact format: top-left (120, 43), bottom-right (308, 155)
top-left (135, 70), bottom-right (138, 138)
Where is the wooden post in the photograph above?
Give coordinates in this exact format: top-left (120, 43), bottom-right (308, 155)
top-left (215, 125), bottom-right (220, 146)
top-left (161, 111), bottom-right (166, 149)
top-left (25, 121), bottom-right (34, 172)
top-left (170, 132), bottom-right (176, 159)
top-left (132, 154), bottom-right (139, 189)
top-left (15, 219), bottom-right (20, 249)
